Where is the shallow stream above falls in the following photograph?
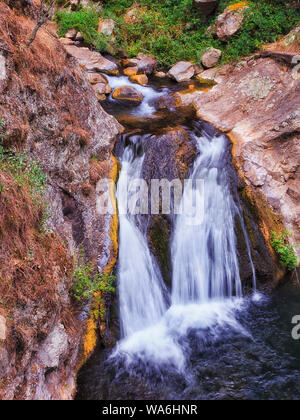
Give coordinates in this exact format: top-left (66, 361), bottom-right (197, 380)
top-left (76, 74), bottom-right (300, 400)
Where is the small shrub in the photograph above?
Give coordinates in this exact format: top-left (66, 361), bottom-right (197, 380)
top-left (71, 258), bottom-right (116, 304)
top-left (55, 8), bottom-right (99, 43)
top-left (271, 231), bottom-right (298, 271)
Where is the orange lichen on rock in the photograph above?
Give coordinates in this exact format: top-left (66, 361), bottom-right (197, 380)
top-left (227, 1), bottom-right (249, 12)
top-left (82, 153), bottom-right (119, 359)
top-left (130, 74), bottom-right (148, 86)
top-left (123, 67), bottom-right (138, 77)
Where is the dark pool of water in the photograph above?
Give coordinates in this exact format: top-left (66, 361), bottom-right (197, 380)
top-left (76, 282), bottom-right (300, 401)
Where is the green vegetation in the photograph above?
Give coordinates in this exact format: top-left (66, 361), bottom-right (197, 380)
top-left (71, 257), bottom-right (116, 310)
top-left (55, 7), bottom-right (111, 52)
top-left (271, 231), bottom-right (298, 271)
top-left (55, 0), bottom-right (300, 67)
top-left (0, 119), bottom-right (47, 198)
top-left (0, 150), bottom-right (47, 198)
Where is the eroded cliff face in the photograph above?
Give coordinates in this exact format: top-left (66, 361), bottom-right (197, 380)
top-left (0, 0), bottom-right (121, 399)
top-left (175, 41), bottom-right (300, 279)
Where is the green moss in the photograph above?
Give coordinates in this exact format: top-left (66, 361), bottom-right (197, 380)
top-left (148, 215), bottom-right (172, 288)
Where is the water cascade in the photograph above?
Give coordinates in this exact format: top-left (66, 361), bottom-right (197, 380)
top-left (172, 124), bottom-right (256, 304)
top-left (116, 134), bottom-right (169, 337)
top-left (76, 74), bottom-right (300, 401)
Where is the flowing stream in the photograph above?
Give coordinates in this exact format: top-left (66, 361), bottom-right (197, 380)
top-left (76, 74), bottom-right (300, 400)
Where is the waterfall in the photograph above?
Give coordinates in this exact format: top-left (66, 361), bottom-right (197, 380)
top-left (113, 124), bottom-right (256, 369)
top-left (116, 134), bottom-right (169, 338)
top-left (172, 126), bottom-right (254, 304)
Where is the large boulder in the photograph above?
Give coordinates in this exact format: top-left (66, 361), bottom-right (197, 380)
top-left (201, 47), bottom-right (222, 68)
top-left (112, 85), bottom-right (143, 105)
top-left (168, 61), bottom-right (195, 82)
top-left (194, 0), bottom-right (219, 15)
top-left (212, 2), bottom-right (249, 41)
top-left (64, 45), bottom-right (119, 75)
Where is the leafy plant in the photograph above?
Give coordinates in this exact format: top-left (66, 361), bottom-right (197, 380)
top-left (271, 231), bottom-right (298, 271)
top-left (71, 258), bottom-right (116, 304)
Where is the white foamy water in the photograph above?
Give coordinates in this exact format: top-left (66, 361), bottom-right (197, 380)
top-left (104, 74), bottom-right (168, 116)
top-left (117, 136), bottom-right (169, 337)
top-left (114, 298), bottom-right (251, 371)
top-left (113, 113), bottom-right (257, 372)
top-left (172, 132), bottom-right (255, 304)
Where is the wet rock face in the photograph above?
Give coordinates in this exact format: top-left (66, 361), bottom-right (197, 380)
top-left (0, 1), bottom-right (121, 400)
top-left (130, 74), bottom-right (148, 86)
top-left (141, 127), bottom-right (198, 288)
top-left (112, 85), bottom-right (144, 104)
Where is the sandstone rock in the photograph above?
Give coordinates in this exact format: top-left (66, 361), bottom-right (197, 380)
top-left (154, 71), bottom-right (167, 78)
top-left (64, 45), bottom-right (119, 75)
top-left (0, 315), bottom-right (6, 340)
top-left (130, 74), bottom-right (148, 86)
top-left (86, 72), bottom-right (109, 86)
top-left (194, 0), bottom-right (219, 15)
top-left (92, 82), bottom-right (111, 97)
top-left (112, 85), bottom-right (143, 105)
top-left (168, 61), bottom-right (195, 82)
top-left (37, 324), bottom-right (69, 368)
top-left (122, 58), bottom-right (140, 67)
top-left (201, 47), bottom-right (222, 68)
top-left (137, 55), bottom-right (158, 75)
top-left (65, 29), bottom-right (77, 40)
top-left (75, 32), bottom-right (84, 42)
top-left (123, 67), bottom-right (138, 77)
top-left (212, 2), bottom-right (249, 41)
top-left (98, 19), bottom-right (115, 36)
top-left (59, 37), bottom-right (75, 46)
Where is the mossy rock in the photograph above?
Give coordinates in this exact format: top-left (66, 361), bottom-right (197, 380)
top-left (148, 215), bottom-right (172, 290)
